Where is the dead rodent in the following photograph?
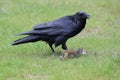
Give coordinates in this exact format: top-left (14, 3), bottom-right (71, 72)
top-left (60, 48), bottom-right (87, 60)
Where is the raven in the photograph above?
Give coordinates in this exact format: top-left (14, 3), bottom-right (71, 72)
top-left (12, 11), bottom-right (90, 52)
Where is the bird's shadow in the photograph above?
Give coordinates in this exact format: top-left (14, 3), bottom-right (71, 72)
top-left (41, 51), bottom-right (62, 58)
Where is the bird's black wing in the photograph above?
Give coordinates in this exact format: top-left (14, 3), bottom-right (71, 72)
top-left (33, 16), bottom-right (73, 30)
top-left (18, 16), bottom-right (79, 37)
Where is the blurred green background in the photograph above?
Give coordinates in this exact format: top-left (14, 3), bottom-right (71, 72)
top-left (0, 0), bottom-right (120, 80)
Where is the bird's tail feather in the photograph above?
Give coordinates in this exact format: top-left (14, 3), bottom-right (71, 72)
top-left (12, 35), bottom-right (40, 45)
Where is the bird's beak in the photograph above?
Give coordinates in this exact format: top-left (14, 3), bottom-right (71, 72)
top-left (86, 14), bottom-right (90, 19)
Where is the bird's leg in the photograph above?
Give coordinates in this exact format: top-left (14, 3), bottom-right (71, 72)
top-left (48, 43), bottom-right (55, 53)
top-left (62, 42), bottom-right (68, 50)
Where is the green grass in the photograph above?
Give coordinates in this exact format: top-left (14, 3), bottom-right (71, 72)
top-left (0, 0), bottom-right (120, 80)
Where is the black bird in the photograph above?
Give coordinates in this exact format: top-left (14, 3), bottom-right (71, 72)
top-left (12, 11), bottom-right (90, 52)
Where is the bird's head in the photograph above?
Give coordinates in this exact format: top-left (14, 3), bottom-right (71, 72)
top-left (76, 11), bottom-right (90, 19)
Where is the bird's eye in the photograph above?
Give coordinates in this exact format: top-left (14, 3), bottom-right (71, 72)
top-left (77, 13), bottom-right (84, 16)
